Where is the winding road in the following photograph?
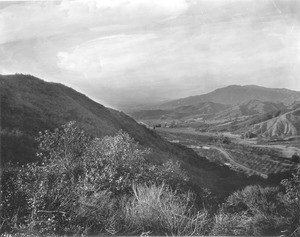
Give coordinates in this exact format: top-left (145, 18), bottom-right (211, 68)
top-left (209, 145), bottom-right (268, 178)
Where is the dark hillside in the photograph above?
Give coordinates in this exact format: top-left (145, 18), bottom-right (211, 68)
top-left (0, 74), bottom-right (185, 164)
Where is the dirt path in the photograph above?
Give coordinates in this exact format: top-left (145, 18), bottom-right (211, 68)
top-left (209, 145), bottom-right (268, 178)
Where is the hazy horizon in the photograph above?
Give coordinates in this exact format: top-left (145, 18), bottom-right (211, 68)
top-left (1, 0), bottom-right (300, 109)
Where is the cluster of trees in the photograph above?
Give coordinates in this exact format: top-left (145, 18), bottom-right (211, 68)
top-left (207, 135), bottom-right (231, 144)
top-left (1, 122), bottom-right (300, 236)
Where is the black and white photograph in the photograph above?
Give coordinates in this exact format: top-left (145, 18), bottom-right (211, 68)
top-left (0, 0), bottom-right (300, 236)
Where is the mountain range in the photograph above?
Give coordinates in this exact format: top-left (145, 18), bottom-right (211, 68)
top-left (156, 85), bottom-right (300, 110)
top-left (130, 85), bottom-right (300, 137)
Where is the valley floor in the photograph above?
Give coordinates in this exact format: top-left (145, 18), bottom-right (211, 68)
top-left (156, 127), bottom-right (300, 178)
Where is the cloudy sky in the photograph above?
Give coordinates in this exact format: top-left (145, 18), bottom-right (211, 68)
top-left (1, 0), bottom-right (300, 109)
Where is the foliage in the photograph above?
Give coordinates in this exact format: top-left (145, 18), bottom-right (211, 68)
top-left (1, 122), bottom-right (189, 235)
top-left (212, 168), bottom-right (300, 236)
top-left (291, 154), bottom-right (300, 163)
top-left (281, 165), bottom-right (300, 236)
top-left (225, 185), bottom-right (286, 215)
top-left (211, 211), bottom-right (253, 236)
top-left (82, 130), bottom-right (188, 195)
top-left (222, 136), bottom-right (231, 144)
top-left (123, 183), bottom-right (209, 236)
top-left (0, 164), bottom-right (30, 233)
top-left (213, 186), bottom-right (288, 236)
top-left (2, 121), bottom-right (300, 236)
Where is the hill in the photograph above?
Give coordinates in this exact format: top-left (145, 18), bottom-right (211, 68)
top-left (0, 74), bottom-right (187, 164)
top-left (157, 85), bottom-right (300, 110)
top-left (1, 74), bottom-right (267, 197)
top-left (211, 100), bottom-right (286, 121)
top-left (248, 108), bottom-right (300, 137)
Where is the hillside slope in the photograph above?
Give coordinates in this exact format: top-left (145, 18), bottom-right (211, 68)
top-left (212, 100), bottom-right (286, 121)
top-left (239, 100), bottom-right (286, 116)
top-left (0, 74), bottom-right (186, 164)
top-left (249, 109), bottom-right (300, 137)
top-left (157, 85), bottom-right (300, 110)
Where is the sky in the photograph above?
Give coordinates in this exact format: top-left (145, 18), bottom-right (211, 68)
top-left (0, 0), bottom-right (300, 109)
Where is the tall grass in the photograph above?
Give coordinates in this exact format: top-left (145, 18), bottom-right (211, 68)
top-left (211, 211), bottom-right (252, 236)
top-left (123, 183), bottom-right (209, 236)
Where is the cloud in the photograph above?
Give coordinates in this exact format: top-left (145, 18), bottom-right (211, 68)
top-left (74, 0), bottom-right (188, 15)
top-left (57, 51), bottom-right (102, 76)
top-left (0, 0), bottom-right (188, 44)
top-left (57, 33), bottom-right (156, 82)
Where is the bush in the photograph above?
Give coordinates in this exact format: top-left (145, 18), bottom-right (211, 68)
top-left (211, 211), bottom-right (252, 236)
top-left (281, 165), bottom-right (300, 236)
top-left (213, 171), bottom-right (300, 236)
top-left (225, 185), bottom-right (286, 216)
top-left (222, 136), bottom-right (231, 144)
top-left (5, 121), bottom-right (299, 236)
top-left (123, 183), bottom-right (209, 236)
top-left (82, 131), bottom-right (188, 195)
top-left (211, 210), bottom-right (288, 236)
top-left (1, 122), bottom-right (189, 235)
top-left (0, 165), bottom-right (30, 233)
top-left (291, 154), bottom-right (300, 163)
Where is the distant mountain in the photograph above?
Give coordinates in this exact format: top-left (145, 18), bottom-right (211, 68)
top-left (1, 74), bottom-right (264, 197)
top-left (248, 108), bottom-right (300, 137)
top-left (130, 85), bottom-right (300, 137)
top-left (157, 85), bottom-right (300, 110)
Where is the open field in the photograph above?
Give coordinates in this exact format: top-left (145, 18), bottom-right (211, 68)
top-left (156, 127), bottom-right (299, 178)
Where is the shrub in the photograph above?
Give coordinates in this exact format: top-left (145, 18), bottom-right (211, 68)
top-left (281, 165), bottom-right (300, 236)
top-left (123, 183), bottom-right (209, 236)
top-left (1, 122), bottom-right (189, 235)
top-left (211, 210), bottom-right (288, 236)
top-left (214, 170), bottom-right (300, 236)
top-left (291, 154), bottom-right (300, 163)
top-left (82, 131), bottom-right (188, 195)
top-left (0, 165), bottom-right (29, 233)
top-left (211, 211), bottom-right (252, 236)
top-left (225, 185), bottom-right (286, 216)
top-left (222, 136), bottom-right (231, 144)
